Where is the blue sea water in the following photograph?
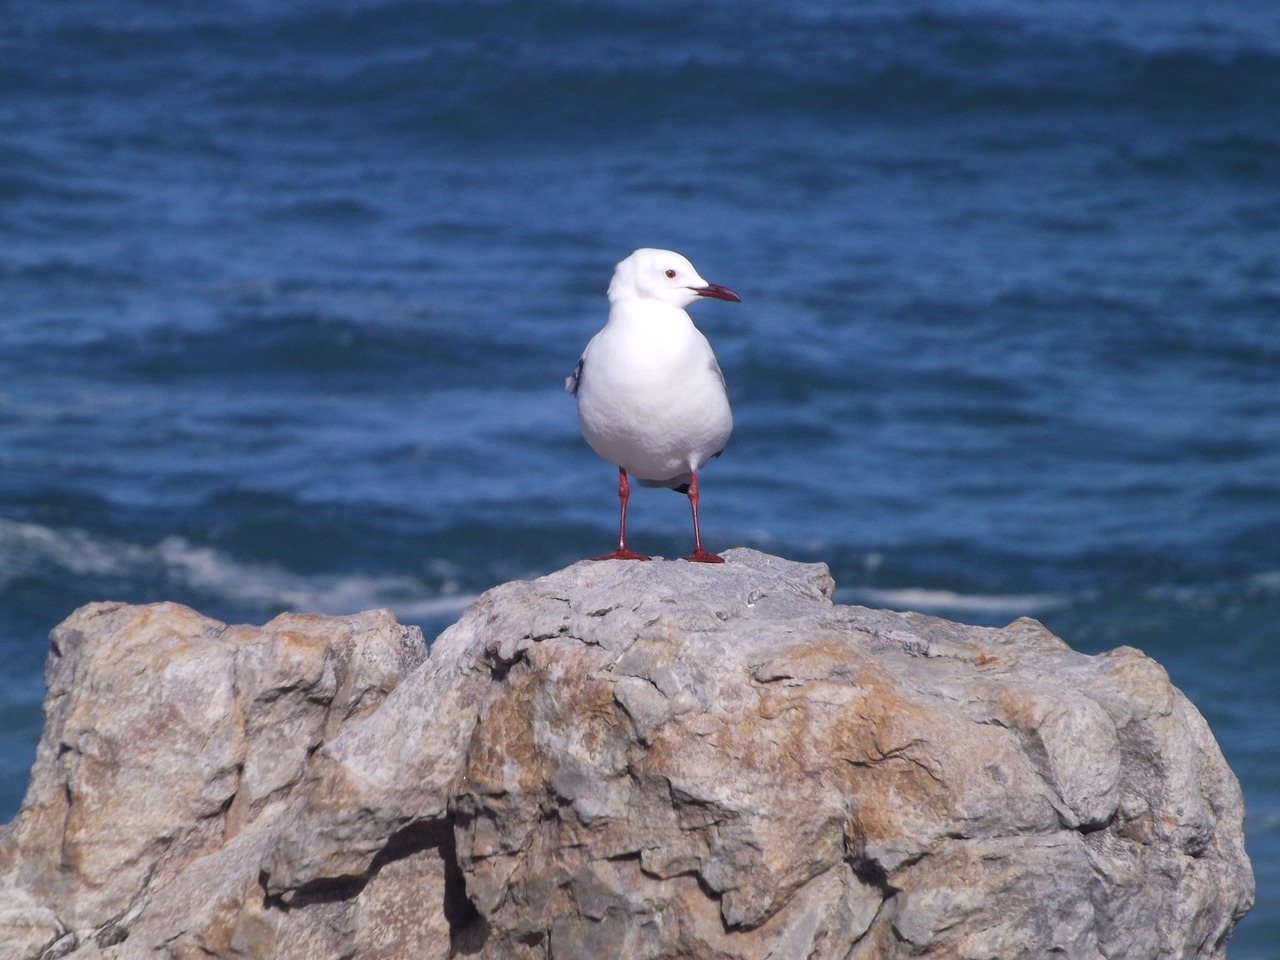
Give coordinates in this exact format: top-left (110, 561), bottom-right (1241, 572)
top-left (2, 0), bottom-right (1278, 950)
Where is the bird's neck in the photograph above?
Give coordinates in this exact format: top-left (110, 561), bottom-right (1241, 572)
top-left (606, 299), bottom-right (695, 333)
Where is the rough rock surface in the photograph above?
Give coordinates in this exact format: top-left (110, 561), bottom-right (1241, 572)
top-left (0, 549), bottom-right (1254, 959)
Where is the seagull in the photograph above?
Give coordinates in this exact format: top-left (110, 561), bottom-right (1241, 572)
top-left (566, 248), bottom-right (738, 563)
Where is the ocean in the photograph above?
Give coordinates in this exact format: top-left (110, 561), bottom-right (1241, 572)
top-left (2, 0), bottom-right (1277, 951)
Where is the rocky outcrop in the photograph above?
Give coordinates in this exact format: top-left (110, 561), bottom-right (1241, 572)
top-left (0, 549), bottom-right (1254, 959)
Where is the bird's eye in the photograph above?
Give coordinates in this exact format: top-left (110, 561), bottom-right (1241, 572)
top-left (664, 269), bottom-right (677, 279)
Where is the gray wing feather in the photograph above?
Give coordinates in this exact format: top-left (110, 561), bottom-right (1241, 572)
top-left (565, 357), bottom-right (584, 396)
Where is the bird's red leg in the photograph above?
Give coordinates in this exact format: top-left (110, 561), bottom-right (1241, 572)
top-left (684, 470), bottom-right (724, 563)
top-left (592, 468), bottom-right (651, 561)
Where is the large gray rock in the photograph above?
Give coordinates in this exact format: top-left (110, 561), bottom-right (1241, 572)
top-left (0, 550), bottom-right (1254, 959)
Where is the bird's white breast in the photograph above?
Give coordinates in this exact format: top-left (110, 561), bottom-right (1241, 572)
top-left (575, 302), bottom-right (732, 484)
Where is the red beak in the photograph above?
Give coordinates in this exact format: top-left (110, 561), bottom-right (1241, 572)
top-left (692, 282), bottom-right (741, 303)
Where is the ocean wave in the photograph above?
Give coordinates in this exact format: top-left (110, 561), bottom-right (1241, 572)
top-left (1246, 570), bottom-right (1280, 593)
top-left (0, 518), bottom-right (476, 625)
top-left (843, 585), bottom-right (1071, 617)
top-left (40, 277), bottom-right (577, 390)
top-left (23, 2), bottom-right (1275, 142)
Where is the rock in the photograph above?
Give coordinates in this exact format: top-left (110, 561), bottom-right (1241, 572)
top-left (0, 549), bottom-right (1254, 959)
top-left (0, 601), bottom-right (427, 959)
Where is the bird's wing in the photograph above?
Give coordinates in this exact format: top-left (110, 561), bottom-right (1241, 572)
top-left (565, 356), bottom-right (584, 396)
top-left (710, 355), bottom-right (727, 392)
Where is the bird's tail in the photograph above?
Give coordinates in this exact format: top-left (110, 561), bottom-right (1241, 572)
top-left (634, 449), bottom-right (724, 493)
top-left (635, 475), bottom-right (689, 493)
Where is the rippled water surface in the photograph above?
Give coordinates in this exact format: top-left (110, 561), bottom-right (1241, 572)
top-left (3, 1), bottom-right (1278, 951)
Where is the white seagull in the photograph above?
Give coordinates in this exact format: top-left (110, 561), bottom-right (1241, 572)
top-left (566, 248), bottom-right (738, 563)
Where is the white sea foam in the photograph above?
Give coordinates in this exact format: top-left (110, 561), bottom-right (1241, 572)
top-left (0, 519), bottom-right (477, 624)
top-left (0, 518), bottom-right (146, 580)
top-left (844, 586), bottom-right (1070, 617)
top-left (1246, 570), bottom-right (1280, 592)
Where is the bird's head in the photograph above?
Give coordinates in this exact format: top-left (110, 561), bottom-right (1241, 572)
top-left (607, 248), bottom-right (740, 309)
